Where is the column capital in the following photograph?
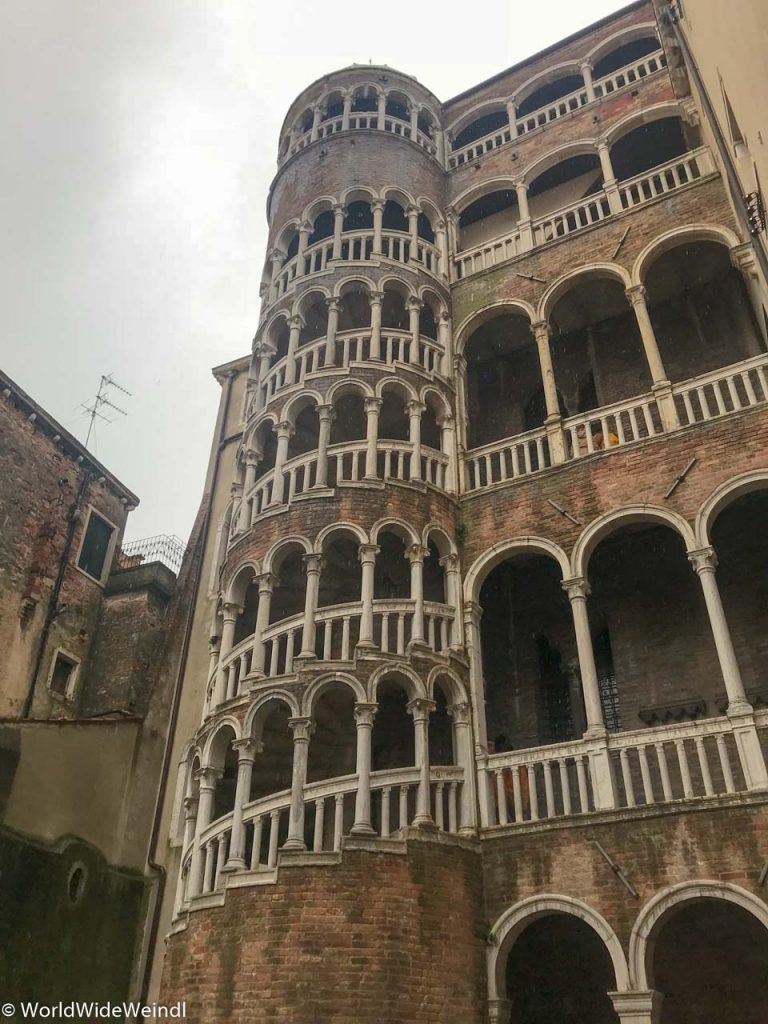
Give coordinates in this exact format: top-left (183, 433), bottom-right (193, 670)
top-left (531, 319), bottom-right (551, 339)
top-left (332, 201), bottom-right (346, 214)
top-left (316, 403), bottom-right (335, 422)
top-left (407, 399), bottom-right (426, 417)
top-left (371, 198), bottom-right (385, 212)
top-left (208, 635), bottom-right (221, 653)
top-left (407, 297), bottom-right (423, 314)
top-left (364, 396), bottom-right (383, 413)
top-left (406, 203), bottom-right (419, 217)
top-left (298, 220), bottom-right (312, 234)
top-left (625, 284), bottom-right (648, 306)
top-left (579, 59), bottom-right (594, 72)
top-left (439, 552), bottom-right (460, 571)
top-left (288, 716), bottom-right (314, 742)
top-left (183, 794), bottom-right (199, 814)
top-left (464, 599), bottom-right (483, 624)
top-left (288, 314), bottom-right (304, 330)
top-left (358, 543), bottom-right (380, 564)
top-left (406, 543), bottom-right (428, 564)
top-left (244, 448), bottom-right (260, 468)
top-left (609, 990), bottom-right (663, 1022)
top-left (594, 136), bottom-right (610, 152)
top-left (436, 409), bottom-right (454, 428)
top-left (406, 697), bottom-right (437, 721)
top-left (354, 702), bottom-right (378, 726)
top-left (221, 601), bottom-right (244, 621)
top-left (325, 295), bottom-right (341, 311)
top-left (561, 576), bottom-right (591, 600)
top-left (369, 289), bottom-right (384, 304)
top-left (453, 353), bottom-right (467, 372)
top-left (302, 552), bottom-right (323, 575)
top-left (688, 546), bottom-right (718, 575)
top-left (256, 571), bottom-right (277, 595)
top-left (730, 241), bottom-right (759, 274)
top-left (232, 737), bottom-right (264, 761)
top-left (448, 701), bottom-right (471, 724)
top-left (267, 247), bottom-right (285, 264)
top-left (512, 178), bottom-right (528, 194)
top-left (438, 309), bottom-right (452, 324)
top-left (194, 766), bottom-right (223, 790)
top-left (273, 420), bottom-right (294, 439)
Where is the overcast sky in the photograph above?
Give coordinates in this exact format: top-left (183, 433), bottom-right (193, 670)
top-left (0, 0), bottom-right (626, 544)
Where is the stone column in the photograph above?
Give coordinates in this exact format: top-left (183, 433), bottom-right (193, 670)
top-left (284, 717), bottom-right (313, 850)
top-left (255, 344), bottom-right (273, 412)
top-left (408, 698), bottom-right (436, 825)
top-left (407, 298), bottom-right (422, 365)
top-left (438, 311), bottom-right (453, 370)
top-left (731, 243), bottom-right (768, 346)
top-left (435, 221), bottom-right (449, 279)
top-left (506, 98), bottom-right (518, 138)
top-left (332, 203), bottom-right (345, 260)
top-left (314, 404), bottom-right (334, 488)
top-left (407, 205), bottom-right (420, 264)
top-left (213, 602), bottom-right (241, 707)
top-left (296, 553), bottom-right (322, 660)
top-left (364, 397), bottom-right (382, 480)
top-left (625, 286), bottom-right (679, 430)
top-left (438, 411), bottom-right (457, 492)
top-left (369, 290), bottom-right (383, 359)
top-left (269, 421), bottom-right (293, 505)
top-left (325, 297), bottom-right (340, 365)
top-left (408, 400), bottom-right (424, 482)
top-left (597, 138), bottom-right (622, 213)
top-left (488, 999), bottom-right (512, 1024)
top-left (357, 544), bottom-right (380, 648)
top-left (341, 92), bottom-right (352, 131)
top-left (532, 320), bottom-right (566, 463)
top-left (284, 315), bottom-right (303, 386)
top-left (251, 573), bottom-right (275, 676)
top-left (310, 105), bottom-right (322, 141)
top-left (377, 90), bottom-right (387, 128)
top-left (440, 552), bottom-right (463, 646)
top-left (296, 221), bottom-right (311, 275)
top-left (407, 544), bottom-right (427, 646)
top-left (409, 102), bottom-right (419, 140)
top-left (464, 600), bottom-right (493, 825)
top-left (224, 738), bottom-right (262, 869)
top-left (352, 703), bottom-right (378, 833)
top-left (371, 201), bottom-right (385, 255)
top-left (562, 577), bottom-right (617, 810)
top-left (433, 127), bottom-right (446, 167)
top-left (609, 991), bottom-right (663, 1024)
top-left (581, 60), bottom-right (597, 102)
top-left (187, 767), bottom-right (219, 898)
top-left (267, 249), bottom-right (285, 304)
top-left (238, 449), bottom-right (259, 532)
top-left (448, 701), bottom-right (477, 830)
top-left (515, 181), bottom-right (533, 250)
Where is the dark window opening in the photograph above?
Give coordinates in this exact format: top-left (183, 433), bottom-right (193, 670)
top-left (459, 189), bottom-right (517, 229)
top-left (528, 154), bottom-right (602, 199)
top-left (517, 74), bottom-right (584, 117)
top-left (77, 512), bottom-right (114, 580)
top-left (538, 635), bottom-right (575, 743)
top-left (592, 36), bottom-right (661, 79)
top-left (452, 109), bottom-right (508, 150)
top-left (50, 652), bottom-right (78, 697)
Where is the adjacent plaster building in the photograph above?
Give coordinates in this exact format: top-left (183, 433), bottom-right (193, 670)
top-left (142, 1), bottom-right (768, 1020)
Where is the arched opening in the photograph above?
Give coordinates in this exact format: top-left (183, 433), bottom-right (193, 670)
top-left (652, 898), bottom-right (768, 1024)
top-left (378, 385), bottom-right (410, 442)
top-left (330, 388), bottom-right (366, 446)
top-left (308, 208), bottom-right (334, 244)
top-left (382, 200), bottom-right (408, 233)
top-left (518, 72), bottom-right (584, 118)
top-left (322, 91), bottom-right (344, 121)
top-left (481, 553), bottom-right (583, 749)
top-left (465, 313), bottom-right (542, 446)
top-left (385, 91), bottom-right (409, 122)
top-left (296, 107), bottom-right (313, 134)
top-left (423, 538), bottom-right (446, 603)
top-left (587, 522), bottom-right (719, 730)
top-left (287, 400), bottom-right (319, 459)
top-left (253, 422), bottom-right (277, 481)
top-left (233, 580), bottom-right (259, 646)
top-left (417, 212), bottom-right (434, 243)
top-left (269, 546), bottom-right (306, 624)
top-left (644, 240), bottom-right (764, 386)
top-left (318, 535), bottom-right (362, 608)
top-left (610, 116), bottom-right (691, 182)
top-left (351, 87), bottom-right (378, 113)
top-left (592, 35), bottom-right (661, 79)
top-left (374, 532), bottom-right (410, 600)
top-left (504, 913), bottom-right (620, 1023)
top-left (548, 275), bottom-right (652, 426)
top-left (283, 229), bottom-right (299, 262)
top-left (209, 726), bottom-right (238, 821)
top-left (298, 294), bottom-right (328, 345)
top-left (419, 300), bottom-right (438, 340)
top-left (527, 153), bottom-right (603, 223)
top-left (711, 490), bottom-right (768, 699)
top-left (428, 680), bottom-right (455, 766)
top-left (337, 285), bottom-right (371, 332)
top-left (372, 679), bottom-right (414, 770)
top-left (307, 684), bottom-right (357, 783)
top-left (269, 319), bottom-right (290, 364)
top-left (421, 396), bottom-right (442, 451)
top-left (458, 189), bottom-right (518, 252)
top-left (381, 286), bottom-right (408, 331)
top-left (452, 108), bottom-right (508, 150)
top-left (343, 200), bottom-right (373, 232)
top-left (250, 702), bottom-right (293, 801)
top-left (417, 107), bottom-right (434, 138)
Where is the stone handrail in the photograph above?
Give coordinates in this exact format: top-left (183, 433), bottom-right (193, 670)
top-left (619, 146), bottom-right (715, 209)
top-left (672, 352), bottom-right (768, 426)
top-left (285, 112), bottom-right (437, 163)
top-left (464, 425), bottom-right (550, 490)
top-left (564, 392), bottom-right (662, 457)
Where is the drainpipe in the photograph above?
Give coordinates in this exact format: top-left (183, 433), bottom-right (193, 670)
top-left (138, 370), bottom-right (235, 1002)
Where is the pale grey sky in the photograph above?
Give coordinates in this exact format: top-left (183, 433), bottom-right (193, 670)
top-left (0, 0), bottom-right (626, 543)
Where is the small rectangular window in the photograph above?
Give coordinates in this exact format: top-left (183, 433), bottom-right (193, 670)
top-left (77, 510), bottom-right (115, 581)
top-left (49, 651), bottom-right (79, 699)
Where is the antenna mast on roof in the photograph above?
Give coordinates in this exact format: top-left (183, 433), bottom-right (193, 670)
top-left (81, 373), bottom-right (132, 448)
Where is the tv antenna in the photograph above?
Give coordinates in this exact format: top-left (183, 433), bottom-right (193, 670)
top-left (81, 373), bottom-right (132, 447)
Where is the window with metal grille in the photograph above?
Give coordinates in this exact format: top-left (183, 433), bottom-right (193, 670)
top-left (594, 628), bottom-right (622, 732)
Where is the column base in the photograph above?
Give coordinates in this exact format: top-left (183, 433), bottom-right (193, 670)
top-left (609, 990), bottom-right (662, 1023)
top-left (350, 822), bottom-right (376, 836)
top-left (355, 640), bottom-right (377, 654)
top-left (411, 815), bottom-right (437, 829)
top-left (294, 652), bottom-right (317, 663)
top-left (221, 857), bottom-right (246, 873)
top-left (281, 838), bottom-right (307, 852)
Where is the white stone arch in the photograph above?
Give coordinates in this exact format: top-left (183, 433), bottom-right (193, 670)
top-left (447, 98), bottom-right (510, 140)
top-left (696, 470), bottom-right (768, 547)
top-left (488, 894), bottom-right (630, 1002)
top-left (244, 411), bottom-right (278, 455)
top-left (631, 223), bottom-right (742, 286)
top-left (416, 197), bottom-right (442, 230)
top-left (326, 376), bottom-right (374, 404)
top-left (463, 537), bottom-right (571, 604)
top-left (262, 307), bottom-right (291, 344)
top-left (455, 300), bottom-right (537, 358)
top-left (585, 21), bottom-right (661, 67)
top-left (366, 663), bottom-right (427, 703)
top-left (370, 517), bottom-right (420, 547)
top-left (513, 60), bottom-right (584, 111)
top-left (202, 716), bottom-right (242, 766)
top-left (263, 534), bottom-right (313, 575)
top-left (374, 375), bottom-right (419, 403)
top-left (603, 100), bottom-right (687, 148)
top-left (332, 273), bottom-right (377, 300)
top-left (292, 285), bottom-right (332, 318)
top-left (301, 671), bottom-right (368, 717)
top-left (521, 138), bottom-right (600, 188)
top-left (282, 388), bottom-right (323, 428)
top-left (629, 880), bottom-right (768, 991)
top-left (417, 284), bottom-right (448, 318)
top-left (314, 521), bottom-right (369, 554)
top-left (302, 194), bottom-right (339, 226)
top-left (244, 689), bottom-right (301, 740)
top-left (420, 384), bottom-right (451, 421)
top-left (537, 262), bottom-right (633, 322)
top-left (426, 665), bottom-right (469, 705)
top-left (452, 177), bottom-right (520, 218)
top-left (421, 523), bottom-right (457, 559)
top-left (380, 184), bottom-right (416, 211)
top-left (349, 80), bottom-right (386, 103)
top-left (275, 218), bottom-right (301, 254)
top-left (224, 560), bottom-right (261, 605)
top-left (570, 505), bottom-right (698, 579)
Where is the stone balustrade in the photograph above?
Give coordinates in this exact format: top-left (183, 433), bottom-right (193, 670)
top-left (285, 112), bottom-right (438, 164)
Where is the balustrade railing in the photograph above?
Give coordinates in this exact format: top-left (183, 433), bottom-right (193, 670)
top-left (484, 714), bottom-right (751, 828)
top-left (465, 426), bottom-right (550, 490)
top-left (285, 114), bottom-right (437, 163)
top-left (181, 765), bottom-right (464, 903)
top-left (564, 393), bottom-right (662, 458)
top-left (448, 49), bottom-right (667, 169)
top-left (672, 353), bottom-right (768, 426)
top-left (453, 146), bottom-right (715, 280)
